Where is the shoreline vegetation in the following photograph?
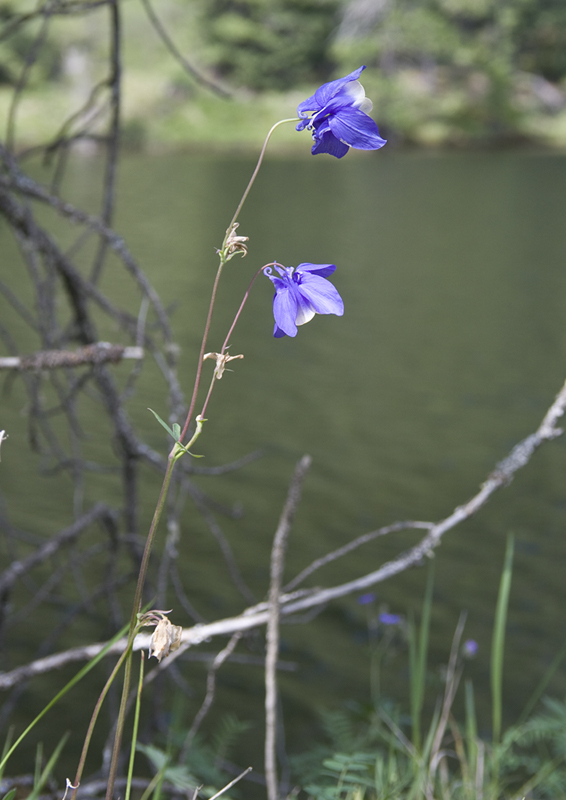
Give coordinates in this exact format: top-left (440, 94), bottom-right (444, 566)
top-left (3, 0), bottom-right (566, 154)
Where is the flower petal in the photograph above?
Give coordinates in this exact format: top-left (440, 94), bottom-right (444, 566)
top-left (297, 92), bottom-right (321, 119)
top-left (272, 284), bottom-right (299, 337)
top-left (297, 273), bottom-right (344, 316)
top-left (342, 80), bottom-right (367, 107)
top-left (313, 66), bottom-right (366, 108)
top-left (312, 127), bottom-right (350, 158)
top-left (295, 304), bottom-right (316, 326)
top-left (329, 107), bottom-right (387, 150)
top-left (296, 263), bottom-right (336, 278)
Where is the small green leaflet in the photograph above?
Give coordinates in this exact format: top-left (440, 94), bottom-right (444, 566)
top-left (148, 408), bottom-right (180, 441)
top-left (148, 409), bottom-right (204, 458)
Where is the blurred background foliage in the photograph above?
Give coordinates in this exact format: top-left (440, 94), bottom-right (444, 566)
top-left (2, 0), bottom-right (566, 148)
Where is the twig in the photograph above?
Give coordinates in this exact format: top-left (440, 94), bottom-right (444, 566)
top-left (0, 503), bottom-right (115, 597)
top-left (0, 344), bottom-right (144, 370)
top-left (208, 767), bottom-right (253, 800)
top-left (265, 455), bottom-right (311, 800)
top-left (284, 520), bottom-right (433, 591)
top-left (90, 0), bottom-right (121, 285)
top-left (181, 632), bottom-right (243, 758)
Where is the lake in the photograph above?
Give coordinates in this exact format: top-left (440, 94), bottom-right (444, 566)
top-left (2, 147), bottom-right (566, 779)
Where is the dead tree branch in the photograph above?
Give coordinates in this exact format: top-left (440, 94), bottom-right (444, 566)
top-left (0, 344), bottom-right (143, 370)
top-left (265, 455), bottom-right (311, 800)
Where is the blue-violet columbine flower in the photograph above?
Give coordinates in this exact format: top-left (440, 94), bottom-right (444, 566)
top-left (462, 639), bottom-right (478, 659)
top-left (263, 263), bottom-right (344, 338)
top-left (379, 612), bottom-right (402, 626)
top-left (296, 66), bottom-right (387, 158)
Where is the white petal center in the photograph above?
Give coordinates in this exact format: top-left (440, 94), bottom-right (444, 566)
top-left (343, 80), bottom-right (373, 113)
top-left (295, 305), bottom-right (316, 326)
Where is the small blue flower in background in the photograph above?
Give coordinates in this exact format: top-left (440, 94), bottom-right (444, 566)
top-left (379, 612), bottom-right (402, 626)
top-left (264, 263), bottom-right (344, 338)
top-left (357, 592), bottom-right (377, 605)
top-left (296, 66), bottom-right (387, 158)
top-left (462, 639), bottom-right (478, 659)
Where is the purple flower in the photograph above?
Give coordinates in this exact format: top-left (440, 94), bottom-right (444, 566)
top-left (263, 263), bottom-right (344, 338)
top-left (379, 612), bottom-right (402, 626)
top-left (357, 593), bottom-right (377, 605)
top-left (296, 66), bottom-right (387, 158)
top-left (462, 639), bottom-right (478, 659)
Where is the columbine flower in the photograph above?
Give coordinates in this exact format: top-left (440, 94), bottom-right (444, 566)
top-left (462, 639), bottom-right (478, 659)
top-left (263, 263), bottom-right (344, 338)
top-left (379, 612), bottom-right (402, 626)
top-left (296, 66), bottom-right (387, 158)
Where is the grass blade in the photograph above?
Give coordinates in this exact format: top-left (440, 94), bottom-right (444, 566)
top-left (0, 622), bottom-right (129, 773)
top-left (410, 560), bottom-right (434, 752)
top-left (125, 652), bottom-right (145, 800)
top-left (491, 534), bottom-right (514, 745)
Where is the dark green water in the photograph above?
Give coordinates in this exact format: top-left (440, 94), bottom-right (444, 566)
top-left (2, 149), bottom-right (566, 775)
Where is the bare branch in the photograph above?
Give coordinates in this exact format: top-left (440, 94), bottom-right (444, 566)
top-left (284, 519), bottom-right (433, 591)
top-left (0, 344), bottom-right (143, 370)
top-left (181, 632), bottom-right (243, 756)
top-left (265, 455), bottom-right (311, 800)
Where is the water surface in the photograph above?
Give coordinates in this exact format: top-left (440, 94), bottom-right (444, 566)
top-left (2, 148), bottom-right (566, 771)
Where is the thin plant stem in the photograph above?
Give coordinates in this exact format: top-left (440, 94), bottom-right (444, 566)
top-left (199, 263), bottom-right (280, 420)
top-left (125, 653), bottom-right (144, 800)
top-left (220, 263), bottom-right (278, 355)
top-left (465, 680), bottom-right (478, 797)
top-left (491, 534), bottom-right (514, 745)
top-left (490, 534), bottom-right (514, 793)
top-left (410, 561), bottom-right (435, 752)
top-left (208, 767), bottom-right (253, 800)
top-left (180, 259), bottom-right (225, 443)
top-left (71, 634), bottom-right (137, 800)
top-left (105, 456), bottom-right (176, 800)
top-left (139, 767), bottom-right (166, 800)
top-left (106, 643), bottom-right (135, 800)
top-left (225, 119), bottom-right (299, 237)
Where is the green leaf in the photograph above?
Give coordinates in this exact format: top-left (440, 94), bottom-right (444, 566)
top-left (2, 789), bottom-right (17, 800)
top-left (148, 408), bottom-right (176, 440)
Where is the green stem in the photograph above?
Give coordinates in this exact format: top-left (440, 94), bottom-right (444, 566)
top-left (125, 653), bottom-right (145, 800)
top-left (225, 118), bottom-right (299, 238)
top-left (105, 455), bottom-right (176, 800)
top-left (71, 638), bottom-right (136, 800)
top-left (491, 534), bottom-right (514, 746)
